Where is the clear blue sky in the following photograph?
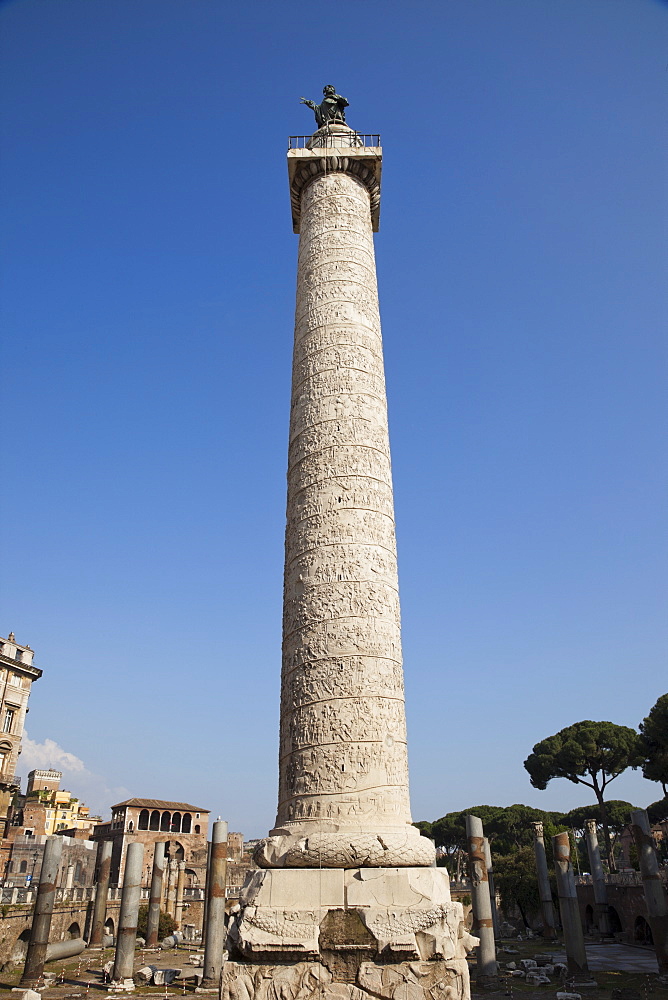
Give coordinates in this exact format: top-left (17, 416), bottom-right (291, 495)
top-left (1, 0), bottom-right (665, 835)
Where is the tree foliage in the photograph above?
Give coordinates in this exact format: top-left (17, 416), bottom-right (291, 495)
top-left (494, 846), bottom-right (542, 927)
top-left (639, 694), bottom-right (668, 796)
top-left (136, 905), bottom-right (176, 942)
top-left (561, 800), bottom-right (636, 835)
top-left (647, 796), bottom-right (668, 824)
top-left (524, 720), bottom-right (643, 868)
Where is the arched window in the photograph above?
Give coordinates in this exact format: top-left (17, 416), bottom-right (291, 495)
top-left (194, 824), bottom-right (200, 834)
top-left (181, 813), bottom-right (192, 833)
top-left (160, 812), bottom-right (171, 832)
top-left (128, 821), bottom-right (134, 832)
top-left (138, 810), bottom-right (149, 830)
top-left (171, 812), bottom-right (181, 833)
top-left (149, 810), bottom-right (160, 831)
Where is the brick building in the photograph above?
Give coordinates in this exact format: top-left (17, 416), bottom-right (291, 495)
top-left (90, 798), bottom-right (210, 887)
top-left (0, 634), bottom-right (42, 834)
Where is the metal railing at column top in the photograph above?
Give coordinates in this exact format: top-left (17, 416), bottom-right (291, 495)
top-left (288, 134), bottom-right (380, 150)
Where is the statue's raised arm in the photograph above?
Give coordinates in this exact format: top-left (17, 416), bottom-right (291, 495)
top-left (301, 85), bottom-right (349, 129)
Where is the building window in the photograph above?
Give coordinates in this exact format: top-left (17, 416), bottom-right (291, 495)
top-left (3, 709), bottom-right (15, 734)
top-left (0, 752), bottom-right (7, 773)
top-left (19, 861), bottom-right (27, 874)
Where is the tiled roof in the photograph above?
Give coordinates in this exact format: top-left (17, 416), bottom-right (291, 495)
top-left (112, 798), bottom-right (208, 812)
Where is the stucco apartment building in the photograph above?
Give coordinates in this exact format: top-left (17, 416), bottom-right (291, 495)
top-left (91, 798), bottom-right (210, 886)
top-left (0, 634), bottom-right (42, 834)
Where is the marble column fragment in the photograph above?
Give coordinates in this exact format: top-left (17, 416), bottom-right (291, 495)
top-left (630, 809), bottom-right (668, 974)
top-left (165, 859), bottom-right (178, 917)
top-left (532, 822), bottom-right (557, 939)
top-left (112, 842), bottom-right (144, 983)
top-left (584, 820), bottom-right (610, 936)
top-left (175, 861), bottom-right (186, 928)
top-left (203, 820), bottom-right (227, 988)
top-left (20, 835), bottom-right (63, 986)
top-left (201, 840), bottom-right (211, 942)
top-left (146, 841), bottom-right (166, 948)
top-left (553, 833), bottom-right (591, 980)
top-left (466, 815), bottom-right (497, 981)
top-left (483, 837), bottom-right (500, 939)
top-left (89, 840), bottom-right (113, 947)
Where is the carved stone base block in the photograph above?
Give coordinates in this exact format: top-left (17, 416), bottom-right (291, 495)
top-left (221, 959), bottom-right (471, 1000)
top-left (224, 868), bottom-right (476, 1000)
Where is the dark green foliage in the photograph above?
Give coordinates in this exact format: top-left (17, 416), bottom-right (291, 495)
top-left (647, 796), bottom-right (668, 823)
top-left (494, 846), bottom-right (542, 927)
top-left (561, 800), bottom-right (636, 834)
top-left (524, 720), bottom-right (643, 868)
top-left (136, 905), bottom-right (176, 942)
top-left (639, 694), bottom-right (668, 796)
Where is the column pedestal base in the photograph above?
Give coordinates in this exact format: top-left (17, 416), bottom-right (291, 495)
top-left (223, 868), bottom-right (477, 1000)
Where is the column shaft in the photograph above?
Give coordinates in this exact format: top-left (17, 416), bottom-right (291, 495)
top-left (21, 835), bottom-right (63, 986)
top-left (89, 840), bottom-right (112, 947)
top-left (146, 841), bottom-right (165, 948)
top-left (553, 832), bottom-right (590, 980)
top-left (466, 815), bottom-right (497, 980)
top-left (258, 147), bottom-right (432, 870)
top-left (532, 822), bottom-right (557, 939)
top-left (112, 842), bottom-right (144, 982)
top-left (175, 861), bottom-right (186, 927)
top-left (203, 820), bottom-right (227, 987)
top-left (630, 809), bottom-right (668, 974)
top-left (584, 820), bottom-right (610, 936)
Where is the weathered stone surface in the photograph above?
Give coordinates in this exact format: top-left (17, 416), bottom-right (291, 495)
top-left (221, 959), bottom-right (471, 1000)
top-left (228, 867), bottom-right (476, 970)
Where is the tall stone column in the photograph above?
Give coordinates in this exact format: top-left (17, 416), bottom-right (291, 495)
top-left (112, 842), bottom-right (144, 984)
top-left (89, 840), bottom-right (113, 947)
top-left (552, 833), bottom-right (591, 981)
top-left (256, 123), bottom-right (431, 874)
top-left (466, 816), bottom-right (497, 982)
top-left (203, 820), bottom-right (227, 988)
top-left (165, 859), bottom-right (177, 917)
top-left (175, 861), bottom-right (186, 927)
top-left (483, 837), bottom-right (500, 939)
top-left (225, 112), bottom-right (474, 1000)
top-left (20, 835), bottom-right (63, 986)
top-left (584, 820), bottom-right (610, 936)
top-left (630, 809), bottom-right (668, 974)
top-left (532, 822), bottom-right (557, 939)
top-left (146, 841), bottom-right (165, 948)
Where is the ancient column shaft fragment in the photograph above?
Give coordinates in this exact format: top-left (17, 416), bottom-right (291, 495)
top-left (466, 816), bottom-right (497, 981)
top-left (21, 835), bottom-right (63, 986)
top-left (552, 832), bottom-right (591, 981)
top-left (583, 819), bottom-right (610, 936)
top-left (112, 841), bottom-right (144, 983)
top-left (532, 822), bottom-right (557, 939)
top-left (258, 126), bottom-right (433, 870)
top-left (89, 840), bottom-right (113, 948)
top-left (631, 809), bottom-right (668, 974)
top-left (146, 841), bottom-right (165, 948)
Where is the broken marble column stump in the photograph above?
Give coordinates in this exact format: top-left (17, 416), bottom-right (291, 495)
top-left (224, 867), bottom-right (476, 1000)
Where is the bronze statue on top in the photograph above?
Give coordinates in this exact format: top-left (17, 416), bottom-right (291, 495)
top-left (300, 85), bottom-right (349, 128)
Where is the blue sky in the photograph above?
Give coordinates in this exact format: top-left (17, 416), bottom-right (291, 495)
top-left (1, 0), bottom-right (666, 835)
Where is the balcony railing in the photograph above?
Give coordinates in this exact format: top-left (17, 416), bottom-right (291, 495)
top-left (288, 133), bottom-right (380, 150)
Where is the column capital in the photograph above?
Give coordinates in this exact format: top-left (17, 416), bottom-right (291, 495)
top-left (287, 128), bottom-right (382, 233)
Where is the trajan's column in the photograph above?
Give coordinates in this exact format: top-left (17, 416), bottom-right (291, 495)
top-left (224, 88), bottom-right (475, 1000)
